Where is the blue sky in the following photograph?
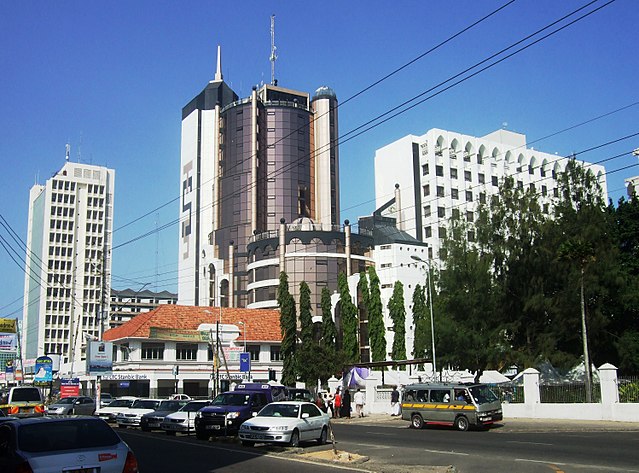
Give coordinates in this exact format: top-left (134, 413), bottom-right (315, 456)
top-left (1, 0), bottom-right (638, 318)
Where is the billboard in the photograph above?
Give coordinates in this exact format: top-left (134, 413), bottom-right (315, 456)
top-left (86, 341), bottom-right (113, 375)
top-left (34, 356), bottom-right (53, 386)
top-left (0, 333), bottom-right (17, 352)
top-left (0, 318), bottom-right (16, 333)
top-left (60, 378), bottom-right (80, 397)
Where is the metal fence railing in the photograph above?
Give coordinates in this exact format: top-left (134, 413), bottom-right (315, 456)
top-left (490, 384), bottom-right (524, 404)
top-left (618, 376), bottom-right (639, 403)
top-left (539, 383), bottom-right (601, 403)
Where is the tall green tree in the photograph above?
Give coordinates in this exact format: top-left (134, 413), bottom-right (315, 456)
top-left (411, 283), bottom-right (429, 368)
top-left (320, 287), bottom-right (337, 351)
top-left (338, 272), bottom-right (359, 363)
top-left (298, 282), bottom-right (313, 346)
top-left (367, 266), bottom-right (386, 363)
top-left (277, 272), bottom-right (297, 386)
top-left (388, 281), bottom-right (407, 367)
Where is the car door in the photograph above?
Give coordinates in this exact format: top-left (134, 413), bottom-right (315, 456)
top-left (77, 397), bottom-right (94, 415)
top-left (300, 404), bottom-right (323, 440)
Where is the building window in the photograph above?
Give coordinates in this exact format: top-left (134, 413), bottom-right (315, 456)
top-left (529, 165), bottom-right (534, 175)
top-left (424, 226), bottom-right (432, 238)
top-left (517, 181), bottom-right (524, 189)
top-left (467, 231), bottom-right (476, 242)
top-left (529, 183), bottom-right (536, 192)
top-left (437, 207), bottom-right (445, 218)
top-left (270, 346), bottom-right (282, 361)
top-left (423, 185), bottom-right (430, 197)
top-left (436, 186), bottom-right (445, 197)
top-left (451, 188), bottom-right (459, 200)
top-left (434, 165), bottom-right (444, 177)
top-left (450, 168), bottom-right (458, 179)
top-left (479, 192), bottom-right (486, 204)
top-left (141, 343), bottom-right (164, 360)
top-left (176, 343), bottom-right (198, 361)
top-left (465, 191), bottom-right (473, 202)
top-left (478, 173), bottom-right (485, 184)
top-left (492, 176), bottom-right (499, 187)
top-left (452, 208), bottom-right (459, 219)
top-left (466, 211), bottom-right (474, 222)
top-left (542, 185), bottom-right (547, 196)
top-left (248, 345), bottom-right (260, 362)
top-left (423, 205), bottom-right (431, 217)
top-left (464, 171), bottom-right (472, 182)
top-left (438, 227), bottom-right (447, 238)
top-left (422, 164), bottom-right (429, 176)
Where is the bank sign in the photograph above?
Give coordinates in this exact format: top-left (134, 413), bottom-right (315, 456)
top-left (86, 341), bottom-right (113, 375)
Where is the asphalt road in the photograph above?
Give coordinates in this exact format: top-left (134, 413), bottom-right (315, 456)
top-left (117, 418), bottom-right (639, 473)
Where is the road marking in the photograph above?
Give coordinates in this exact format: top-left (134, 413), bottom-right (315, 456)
top-left (507, 440), bottom-right (553, 446)
top-left (516, 459), bottom-right (567, 466)
top-left (364, 431), bottom-right (396, 436)
top-left (549, 464), bottom-right (565, 473)
top-left (423, 449), bottom-right (469, 456)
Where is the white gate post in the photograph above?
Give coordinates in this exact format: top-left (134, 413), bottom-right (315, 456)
top-left (598, 363), bottom-right (619, 405)
top-left (522, 368), bottom-right (540, 405)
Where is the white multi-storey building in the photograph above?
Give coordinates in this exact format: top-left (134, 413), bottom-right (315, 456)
top-left (23, 160), bottom-right (115, 368)
top-left (375, 128), bottom-right (608, 262)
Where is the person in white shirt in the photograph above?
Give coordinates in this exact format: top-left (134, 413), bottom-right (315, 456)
top-left (353, 388), bottom-right (366, 417)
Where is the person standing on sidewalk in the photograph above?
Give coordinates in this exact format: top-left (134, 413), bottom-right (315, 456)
top-left (354, 388), bottom-right (365, 417)
top-left (333, 388), bottom-right (342, 418)
top-left (390, 385), bottom-right (401, 416)
top-left (341, 389), bottom-right (351, 418)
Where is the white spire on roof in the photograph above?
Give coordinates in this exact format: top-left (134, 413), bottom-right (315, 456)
top-left (214, 45), bottom-right (223, 82)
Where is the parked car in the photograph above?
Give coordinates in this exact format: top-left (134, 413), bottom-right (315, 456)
top-left (161, 400), bottom-right (213, 435)
top-left (140, 399), bottom-right (189, 432)
top-left (0, 416), bottom-right (139, 473)
top-left (287, 388), bottom-right (313, 402)
top-left (195, 384), bottom-right (276, 440)
top-left (95, 396), bottom-right (137, 423)
top-left (238, 401), bottom-right (330, 447)
top-left (45, 396), bottom-right (96, 415)
top-left (116, 398), bottom-right (162, 428)
top-left (99, 393), bottom-right (113, 408)
top-left (0, 387), bottom-right (45, 418)
top-left (168, 393), bottom-right (191, 400)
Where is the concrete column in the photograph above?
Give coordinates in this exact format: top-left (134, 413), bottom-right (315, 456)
top-left (345, 219), bottom-right (351, 277)
top-left (599, 363), bottom-right (619, 404)
top-left (522, 368), bottom-right (540, 404)
top-left (279, 219), bottom-right (286, 273)
top-left (327, 376), bottom-right (340, 394)
top-left (251, 87), bottom-right (258, 231)
top-left (149, 378), bottom-right (159, 399)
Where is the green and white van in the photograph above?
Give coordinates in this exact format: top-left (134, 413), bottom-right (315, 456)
top-left (401, 383), bottom-right (502, 431)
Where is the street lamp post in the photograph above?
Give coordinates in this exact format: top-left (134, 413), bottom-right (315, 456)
top-left (238, 321), bottom-right (249, 381)
top-left (411, 255), bottom-right (437, 381)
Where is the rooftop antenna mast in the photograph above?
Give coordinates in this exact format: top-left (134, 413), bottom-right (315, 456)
top-left (269, 14), bottom-right (277, 85)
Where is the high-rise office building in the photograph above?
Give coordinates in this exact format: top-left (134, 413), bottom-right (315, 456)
top-left (374, 128), bottom-right (608, 263)
top-left (178, 47), bottom-right (340, 308)
top-left (23, 160), bottom-right (115, 367)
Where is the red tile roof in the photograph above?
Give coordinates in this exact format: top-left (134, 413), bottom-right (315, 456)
top-left (103, 305), bottom-right (282, 343)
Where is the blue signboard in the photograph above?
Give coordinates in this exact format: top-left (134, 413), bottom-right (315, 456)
top-left (240, 352), bottom-right (250, 373)
top-left (34, 356), bottom-right (53, 385)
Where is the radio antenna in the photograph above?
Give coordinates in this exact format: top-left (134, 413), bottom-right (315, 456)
top-left (269, 14), bottom-right (277, 85)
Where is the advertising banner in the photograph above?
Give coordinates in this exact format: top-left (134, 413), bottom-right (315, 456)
top-left (0, 318), bottom-right (16, 333)
top-left (0, 333), bottom-right (17, 352)
top-left (34, 356), bottom-right (53, 385)
top-left (239, 352), bottom-right (250, 372)
top-left (87, 341), bottom-right (113, 375)
top-left (149, 327), bottom-right (211, 343)
top-left (60, 378), bottom-right (80, 397)
top-left (5, 360), bottom-right (14, 383)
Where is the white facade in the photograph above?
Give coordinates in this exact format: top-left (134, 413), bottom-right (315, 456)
top-left (23, 161), bottom-right (115, 367)
top-left (374, 128), bottom-right (608, 263)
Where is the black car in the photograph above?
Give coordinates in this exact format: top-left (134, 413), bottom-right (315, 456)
top-left (139, 399), bottom-right (189, 431)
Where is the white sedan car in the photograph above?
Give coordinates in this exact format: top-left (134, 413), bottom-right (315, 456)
top-left (161, 400), bottom-right (212, 435)
top-left (239, 401), bottom-right (330, 447)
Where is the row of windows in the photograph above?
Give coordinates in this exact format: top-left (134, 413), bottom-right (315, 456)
top-left (422, 185), bottom-right (485, 203)
top-left (49, 219), bottom-right (73, 231)
top-left (45, 315), bottom-right (70, 324)
top-left (52, 180), bottom-right (76, 191)
top-left (137, 343), bottom-right (281, 362)
top-left (48, 246), bottom-right (72, 257)
top-left (46, 274), bottom-right (72, 285)
top-left (87, 184), bottom-right (105, 194)
top-left (49, 233), bottom-right (72, 244)
top-left (46, 287), bottom-right (71, 298)
top-left (48, 260), bottom-right (72, 271)
top-left (50, 193), bottom-right (75, 204)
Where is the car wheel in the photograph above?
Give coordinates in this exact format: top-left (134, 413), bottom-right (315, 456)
top-left (454, 416), bottom-right (470, 432)
top-left (165, 430), bottom-right (176, 436)
top-left (318, 426), bottom-right (328, 445)
top-left (288, 429), bottom-right (300, 447)
top-left (241, 440), bottom-right (255, 447)
top-left (411, 414), bottom-right (424, 429)
top-left (196, 430), bottom-right (209, 441)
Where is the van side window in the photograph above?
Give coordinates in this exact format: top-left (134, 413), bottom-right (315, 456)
top-left (416, 390), bottom-right (428, 402)
top-left (429, 389), bottom-right (450, 403)
top-left (404, 390), bottom-right (415, 402)
top-left (251, 393), bottom-right (267, 408)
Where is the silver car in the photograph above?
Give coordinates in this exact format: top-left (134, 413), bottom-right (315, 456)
top-left (0, 416), bottom-right (139, 472)
top-left (45, 396), bottom-right (96, 416)
top-left (238, 401), bottom-right (330, 447)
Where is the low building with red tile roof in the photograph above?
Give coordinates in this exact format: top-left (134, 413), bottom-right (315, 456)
top-left (99, 305), bottom-right (283, 399)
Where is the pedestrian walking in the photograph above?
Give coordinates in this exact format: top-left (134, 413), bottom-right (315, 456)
top-left (390, 385), bottom-right (401, 416)
top-left (333, 388), bottom-right (342, 418)
top-left (354, 388), bottom-right (365, 417)
top-left (341, 389), bottom-right (351, 418)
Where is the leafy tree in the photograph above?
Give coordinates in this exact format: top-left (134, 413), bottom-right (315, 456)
top-left (367, 266), bottom-right (386, 363)
top-left (277, 272), bottom-right (297, 386)
top-left (338, 272), bottom-right (359, 363)
top-left (411, 283), bottom-right (429, 369)
top-left (320, 287), bottom-right (337, 351)
top-left (388, 281), bottom-right (407, 367)
top-left (358, 272), bottom-right (370, 350)
top-left (298, 282), bottom-right (313, 346)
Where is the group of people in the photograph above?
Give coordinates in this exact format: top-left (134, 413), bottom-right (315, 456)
top-left (314, 387), bottom-right (367, 418)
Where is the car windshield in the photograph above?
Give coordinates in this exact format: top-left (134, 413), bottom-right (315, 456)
top-left (131, 400), bottom-right (159, 409)
top-left (469, 385), bottom-right (499, 404)
top-left (257, 403), bottom-right (300, 418)
top-left (158, 400), bottom-right (184, 410)
top-left (108, 399), bottom-right (134, 408)
top-left (10, 388), bottom-right (41, 402)
top-left (18, 419), bottom-right (120, 453)
top-left (55, 398), bottom-right (76, 405)
top-left (212, 393), bottom-right (251, 406)
top-left (181, 402), bottom-right (208, 412)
